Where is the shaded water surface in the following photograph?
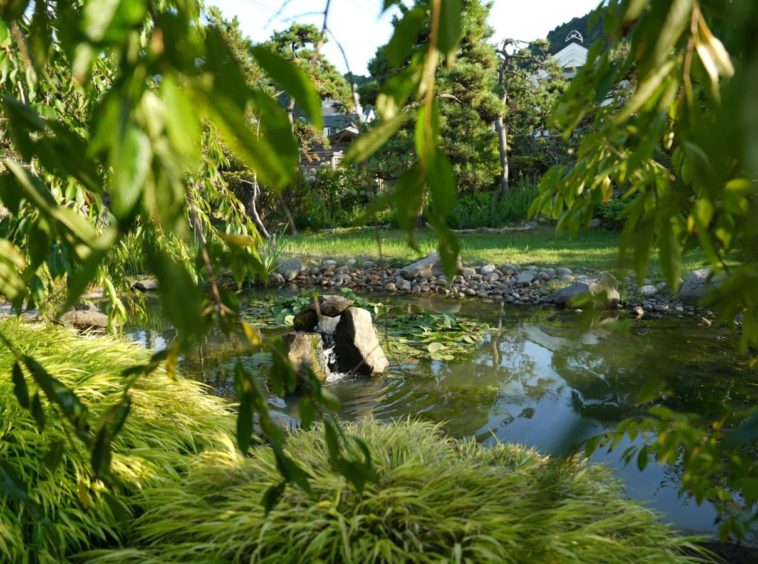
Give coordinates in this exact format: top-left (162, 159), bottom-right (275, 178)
top-left (124, 289), bottom-right (757, 534)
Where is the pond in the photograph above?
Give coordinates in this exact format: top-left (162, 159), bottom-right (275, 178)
top-left (123, 288), bottom-right (757, 535)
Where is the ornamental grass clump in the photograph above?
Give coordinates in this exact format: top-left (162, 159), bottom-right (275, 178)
top-left (0, 320), bottom-right (234, 564)
top-left (89, 420), bottom-right (705, 564)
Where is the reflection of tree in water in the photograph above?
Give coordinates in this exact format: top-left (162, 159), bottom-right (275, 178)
top-left (547, 315), bottom-right (754, 428)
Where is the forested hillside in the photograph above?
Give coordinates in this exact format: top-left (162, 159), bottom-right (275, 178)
top-left (546, 8), bottom-right (604, 53)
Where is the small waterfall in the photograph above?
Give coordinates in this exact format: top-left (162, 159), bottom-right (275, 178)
top-left (318, 315), bottom-right (347, 382)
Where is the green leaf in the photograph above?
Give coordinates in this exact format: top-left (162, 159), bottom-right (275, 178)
top-left (206, 94), bottom-right (295, 191)
top-left (45, 440), bottom-right (65, 472)
top-left (4, 160), bottom-right (95, 244)
top-left (386, 7), bottom-right (425, 67)
top-left (658, 218), bottom-right (682, 292)
top-left (427, 151), bottom-right (456, 218)
top-left (82, 0), bottom-right (147, 44)
top-left (91, 425), bottom-right (111, 478)
top-left (62, 227), bottom-right (118, 315)
top-left (298, 397), bottom-right (316, 431)
top-left (438, 0), bottom-right (463, 56)
top-left (262, 482), bottom-right (286, 515)
top-left (615, 59), bottom-right (675, 123)
top-left (0, 21), bottom-right (10, 47)
top-left (111, 124), bottom-right (151, 220)
top-left (205, 27), bottom-right (250, 112)
top-left (653, 0), bottom-right (694, 67)
top-left (24, 356), bottom-right (88, 433)
top-left (427, 215), bottom-right (460, 279)
top-left (394, 163), bottom-right (425, 232)
top-left (636, 445), bottom-right (649, 471)
top-left (636, 378), bottom-right (667, 403)
top-left (12, 361), bottom-right (29, 409)
top-left (31, 392), bottom-right (45, 430)
top-left (724, 410), bottom-right (758, 447)
top-left (1, 0), bottom-right (30, 21)
top-left (234, 362), bottom-right (253, 454)
top-left (161, 76), bottom-right (202, 161)
top-left (251, 46), bottom-right (323, 131)
top-left (343, 114), bottom-right (406, 166)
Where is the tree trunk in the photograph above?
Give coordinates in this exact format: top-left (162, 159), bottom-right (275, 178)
top-left (287, 98), bottom-right (295, 130)
top-left (496, 43), bottom-right (511, 198)
top-left (496, 114), bottom-right (510, 196)
top-left (244, 176), bottom-right (270, 239)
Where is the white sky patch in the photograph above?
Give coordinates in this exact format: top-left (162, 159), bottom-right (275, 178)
top-left (208, 0), bottom-right (603, 75)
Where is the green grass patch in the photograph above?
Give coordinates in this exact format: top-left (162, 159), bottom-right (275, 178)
top-left (282, 226), bottom-right (711, 277)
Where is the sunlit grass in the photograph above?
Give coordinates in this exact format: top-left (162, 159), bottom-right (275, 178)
top-left (0, 320), bottom-right (234, 564)
top-left (282, 226), bottom-right (711, 276)
top-left (86, 419), bottom-right (706, 563)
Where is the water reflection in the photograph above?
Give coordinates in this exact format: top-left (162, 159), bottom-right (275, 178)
top-left (122, 291), bottom-right (756, 533)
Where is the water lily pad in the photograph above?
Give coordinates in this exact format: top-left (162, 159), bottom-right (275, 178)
top-left (428, 342), bottom-right (446, 353)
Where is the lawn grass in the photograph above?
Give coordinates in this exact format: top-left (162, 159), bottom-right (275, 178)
top-left (282, 226), bottom-right (710, 277)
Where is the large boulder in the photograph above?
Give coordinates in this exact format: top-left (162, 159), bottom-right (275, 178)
top-left (553, 273), bottom-right (620, 309)
top-left (59, 304), bottom-right (110, 330)
top-left (282, 332), bottom-right (330, 383)
top-left (334, 308), bottom-right (389, 376)
top-left (276, 258), bottom-right (303, 281)
top-left (679, 268), bottom-right (718, 303)
top-left (308, 295), bottom-right (354, 317)
top-left (399, 251), bottom-right (462, 281)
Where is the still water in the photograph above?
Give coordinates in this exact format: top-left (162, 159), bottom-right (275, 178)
top-left (124, 289), bottom-right (757, 534)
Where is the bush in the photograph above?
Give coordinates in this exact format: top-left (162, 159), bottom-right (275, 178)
top-left (90, 420), bottom-right (703, 564)
top-left (595, 196), bottom-right (636, 231)
top-left (288, 168), bottom-right (379, 231)
top-left (442, 184), bottom-right (539, 229)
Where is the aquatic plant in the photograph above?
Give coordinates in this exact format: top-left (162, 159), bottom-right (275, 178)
top-left (84, 419), bottom-right (705, 564)
top-left (242, 289), bottom-right (488, 363)
top-left (0, 320), bottom-right (235, 563)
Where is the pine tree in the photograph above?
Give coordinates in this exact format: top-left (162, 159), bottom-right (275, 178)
top-left (360, 0), bottom-right (501, 193)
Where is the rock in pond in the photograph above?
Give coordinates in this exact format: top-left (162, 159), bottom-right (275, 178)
top-left (282, 332), bottom-right (330, 383)
top-left (679, 268), bottom-right (718, 303)
top-left (276, 258), bottom-right (303, 281)
top-left (308, 295), bottom-right (354, 317)
top-left (293, 309), bottom-right (318, 332)
top-left (334, 308), bottom-right (389, 376)
top-left (132, 278), bottom-right (158, 292)
top-left (553, 273), bottom-right (620, 309)
top-left (399, 251), bottom-right (462, 280)
top-left (59, 304), bottom-right (110, 330)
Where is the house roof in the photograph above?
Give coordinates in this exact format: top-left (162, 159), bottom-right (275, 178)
top-left (553, 41), bottom-right (588, 70)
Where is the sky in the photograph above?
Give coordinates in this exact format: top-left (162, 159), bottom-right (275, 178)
top-left (207, 0), bottom-right (603, 76)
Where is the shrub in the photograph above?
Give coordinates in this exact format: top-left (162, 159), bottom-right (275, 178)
top-left (288, 168), bottom-right (379, 231)
top-left (89, 420), bottom-right (704, 564)
top-left (442, 184), bottom-right (539, 229)
top-left (595, 196), bottom-right (636, 231)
